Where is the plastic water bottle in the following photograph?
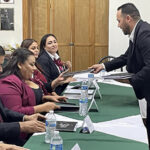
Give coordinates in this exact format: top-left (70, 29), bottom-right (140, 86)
top-left (81, 80), bottom-right (88, 99)
top-left (45, 110), bottom-right (56, 143)
top-left (50, 131), bottom-right (63, 150)
top-left (79, 80), bottom-right (88, 116)
top-left (88, 73), bottom-right (94, 88)
top-left (99, 69), bottom-right (106, 77)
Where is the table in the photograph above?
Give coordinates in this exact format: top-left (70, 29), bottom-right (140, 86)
top-left (24, 82), bottom-right (148, 150)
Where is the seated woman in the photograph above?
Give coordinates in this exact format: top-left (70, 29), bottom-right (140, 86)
top-left (0, 48), bottom-right (60, 115)
top-left (37, 34), bottom-right (74, 94)
top-left (21, 39), bottom-right (68, 102)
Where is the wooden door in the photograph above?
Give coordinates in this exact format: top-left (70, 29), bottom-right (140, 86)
top-left (23, 0), bottom-right (109, 71)
top-left (72, 0), bottom-right (95, 71)
top-left (49, 0), bottom-right (72, 68)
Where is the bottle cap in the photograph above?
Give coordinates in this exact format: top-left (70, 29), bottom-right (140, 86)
top-left (49, 110), bottom-right (54, 113)
top-left (54, 131), bottom-right (59, 134)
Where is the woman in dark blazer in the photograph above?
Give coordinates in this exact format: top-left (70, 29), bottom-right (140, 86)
top-left (37, 34), bottom-right (74, 94)
top-left (21, 39), bottom-right (67, 102)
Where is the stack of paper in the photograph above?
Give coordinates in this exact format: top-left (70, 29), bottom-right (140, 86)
top-left (62, 68), bottom-right (94, 77)
top-left (102, 72), bottom-right (134, 79)
top-left (64, 89), bottom-right (94, 95)
top-left (56, 121), bottom-right (78, 132)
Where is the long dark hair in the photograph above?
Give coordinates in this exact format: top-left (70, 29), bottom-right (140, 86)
top-left (39, 33), bottom-right (57, 56)
top-left (0, 48), bottom-right (34, 79)
top-left (0, 46), bottom-right (5, 56)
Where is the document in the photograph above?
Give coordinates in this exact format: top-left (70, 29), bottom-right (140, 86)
top-left (63, 94), bottom-right (93, 100)
top-left (64, 89), bottom-right (94, 95)
top-left (55, 104), bottom-right (79, 112)
top-left (62, 68), bottom-right (94, 77)
top-left (56, 121), bottom-right (78, 132)
top-left (102, 72), bottom-right (134, 79)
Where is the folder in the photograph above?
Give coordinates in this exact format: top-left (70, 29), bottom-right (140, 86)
top-left (62, 68), bottom-right (94, 77)
top-left (56, 121), bottom-right (78, 132)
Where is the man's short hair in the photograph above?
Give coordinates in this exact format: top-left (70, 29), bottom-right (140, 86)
top-left (0, 46), bottom-right (5, 56)
top-left (117, 3), bottom-right (141, 21)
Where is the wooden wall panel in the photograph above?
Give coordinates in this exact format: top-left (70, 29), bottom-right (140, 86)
top-left (31, 0), bottom-right (50, 44)
top-left (74, 47), bottom-right (90, 71)
top-left (23, 0), bottom-right (109, 71)
top-left (95, 0), bottom-right (109, 45)
top-left (51, 0), bottom-right (71, 43)
top-left (73, 0), bottom-right (91, 70)
top-left (74, 0), bottom-right (90, 44)
top-left (50, 0), bottom-right (72, 63)
top-left (22, 0), bottom-right (31, 39)
top-left (95, 0), bottom-right (109, 63)
top-left (95, 47), bottom-right (108, 64)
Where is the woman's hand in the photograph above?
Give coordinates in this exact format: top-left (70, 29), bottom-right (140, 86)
top-left (51, 71), bottom-right (76, 89)
top-left (34, 102), bottom-right (60, 113)
top-left (42, 102), bottom-right (60, 112)
top-left (43, 95), bottom-right (67, 103)
top-left (59, 77), bottom-right (76, 84)
top-left (64, 61), bottom-right (72, 69)
top-left (0, 143), bottom-right (29, 150)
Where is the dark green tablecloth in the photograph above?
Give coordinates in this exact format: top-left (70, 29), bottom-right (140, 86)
top-left (24, 82), bottom-right (148, 150)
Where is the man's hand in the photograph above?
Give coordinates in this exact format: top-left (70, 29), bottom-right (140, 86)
top-left (89, 64), bottom-right (104, 73)
top-left (0, 143), bottom-right (29, 150)
top-left (23, 113), bottom-right (45, 122)
top-left (19, 120), bottom-right (45, 133)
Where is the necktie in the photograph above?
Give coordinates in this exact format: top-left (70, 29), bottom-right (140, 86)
top-left (129, 40), bottom-right (134, 54)
top-left (53, 58), bottom-right (64, 72)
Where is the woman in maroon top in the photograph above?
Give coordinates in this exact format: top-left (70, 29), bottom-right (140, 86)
top-left (0, 48), bottom-right (59, 115)
top-left (21, 39), bottom-right (70, 102)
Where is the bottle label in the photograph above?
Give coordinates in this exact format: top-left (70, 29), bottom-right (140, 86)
top-left (81, 85), bottom-right (88, 90)
top-left (45, 120), bottom-right (48, 126)
top-left (50, 123), bottom-right (56, 127)
top-left (50, 144), bottom-right (63, 150)
top-left (79, 99), bottom-right (88, 103)
top-left (88, 73), bottom-right (94, 78)
top-left (45, 121), bottom-right (56, 127)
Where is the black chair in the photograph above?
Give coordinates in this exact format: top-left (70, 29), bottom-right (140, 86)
top-left (98, 56), bottom-right (123, 72)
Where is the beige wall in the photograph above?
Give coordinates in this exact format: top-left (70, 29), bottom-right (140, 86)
top-left (109, 0), bottom-right (150, 57)
top-left (0, 0), bottom-right (22, 47)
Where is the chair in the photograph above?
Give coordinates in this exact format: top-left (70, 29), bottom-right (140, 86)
top-left (98, 56), bottom-right (123, 72)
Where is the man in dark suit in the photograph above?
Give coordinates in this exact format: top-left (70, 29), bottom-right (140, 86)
top-left (91, 3), bottom-right (150, 148)
top-left (0, 99), bottom-right (45, 147)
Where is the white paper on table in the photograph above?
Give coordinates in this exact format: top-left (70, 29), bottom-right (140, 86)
top-left (63, 94), bottom-right (93, 100)
top-left (64, 89), bottom-right (94, 95)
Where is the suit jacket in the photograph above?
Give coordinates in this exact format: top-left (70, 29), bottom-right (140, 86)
top-left (104, 20), bottom-right (150, 101)
top-left (0, 100), bottom-right (24, 145)
top-left (37, 51), bottom-right (67, 94)
top-left (0, 74), bottom-right (35, 115)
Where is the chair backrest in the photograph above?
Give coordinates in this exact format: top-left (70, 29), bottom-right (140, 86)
top-left (98, 56), bottom-right (123, 72)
